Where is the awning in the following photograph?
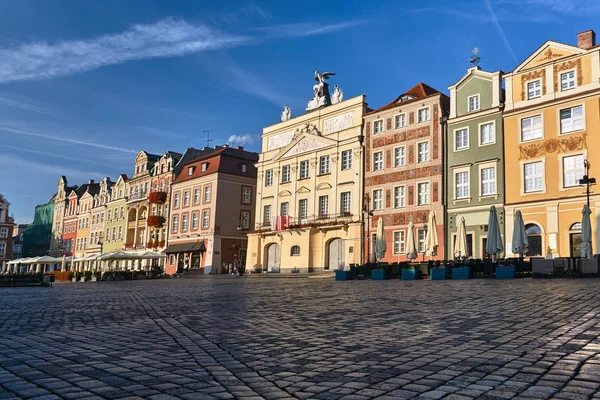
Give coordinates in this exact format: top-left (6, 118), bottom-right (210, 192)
top-left (163, 242), bottom-right (204, 254)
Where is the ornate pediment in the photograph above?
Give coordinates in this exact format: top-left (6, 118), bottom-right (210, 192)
top-left (514, 42), bottom-right (583, 73)
top-left (278, 190), bottom-right (292, 197)
top-left (316, 183), bottom-right (332, 190)
top-left (273, 131), bottom-right (337, 160)
top-left (296, 186), bottom-right (311, 194)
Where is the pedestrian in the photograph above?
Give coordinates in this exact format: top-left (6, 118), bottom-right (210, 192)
top-left (184, 263), bottom-right (189, 275)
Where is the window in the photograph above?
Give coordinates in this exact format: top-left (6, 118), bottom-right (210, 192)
top-left (281, 165), bottom-right (290, 183)
top-left (560, 106), bottom-right (583, 134)
top-left (341, 150), bottom-right (352, 170)
top-left (183, 191), bottom-right (190, 206)
top-left (202, 210), bottom-right (209, 229)
top-left (318, 195), bottom-right (328, 217)
top-left (174, 193), bottom-right (180, 208)
top-left (182, 214), bottom-right (189, 231)
top-left (192, 212), bottom-right (199, 229)
top-left (193, 189), bottom-right (200, 204)
top-left (468, 95), bottom-right (480, 112)
top-left (300, 160), bottom-right (309, 179)
top-left (418, 229), bottom-right (426, 253)
top-left (481, 167), bottom-right (496, 196)
top-left (241, 164), bottom-right (247, 173)
top-left (340, 192), bottom-right (351, 213)
top-left (374, 120), bottom-right (384, 133)
top-left (394, 147), bottom-right (406, 167)
top-left (0, 228), bottom-right (7, 238)
top-left (280, 202), bottom-right (289, 217)
top-left (417, 142), bottom-right (429, 163)
top-left (204, 186), bottom-right (211, 203)
top-left (187, 166), bottom-right (194, 176)
top-left (263, 205), bottom-right (272, 223)
top-left (319, 155), bottom-right (330, 175)
top-left (242, 187), bottom-right (251, 204)
top-left (394, 186), bottom-right (405, 208)
top-left (120, 207), bottom-right (124, 219)
top-left (291, 245), bottom-right (300, 256)
top-left (563, 154), bottom-right (585, 188)
top-left (393, 231), bottom-right (405, 254)
top-left (299, 199), bottom-right (308, 221)
top-left (112, 227), bottom-right (116, 241)
top-left (527, 80), bottom-right (541, 99)
top-left (524, 161), bottom-right (544, 193)
top-left (0, 243), bottom-right (5, 255)
top-left (418, 182), bottom-right (430, 205)
top-left (561, 71), bottom-right (575, 91)
top-left (480, 123), bottom-right (495, 145)
top-left (92, 215), bottom-right (96, 225)
top-left (201, 163), bottom-right (208, 172)
top-left (265, 169), bottom-right (273, 186)
top-left (373, 189), bottom-right (383, 210)
top-left (456, 172), bottom-right (469, 199)
top-left (418, 108), bottom-right (430, 123)
top-left (455, 129), bottom-right (468, 150)
top-left (521, 115), bottom-right (543, 141)
top-left (106, 228), bottom-right (110, 240)
top-left (240, 211), bottom-right (250, 229)
top-left (108, 209), bottom-right (112, 221)
top-left (118, 226), bottom-right (122, 240)
top-left (395, 114), bottom-right (406, 128)
top-left (525, 224), bottom-right (542, 257)
top-left (172, 216), bottom-right (178, 232)
top-left (373, 152), bottom-right (383, 171)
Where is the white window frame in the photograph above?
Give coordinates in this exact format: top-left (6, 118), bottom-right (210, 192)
top-left (299, 199), bottom-right (308, 221)
top-left (183, 191), bottom-right (189, 207)
top-left (417, 229), bottom-right (426, 253)
top-left (265, 169), bottom-right (273, 186)
top-left (560, 70), bottom-right (576, 91)
top-left (173, 193), bottom-right (180, 208)
top-left (479, 121), bottom-right (496, 146)
top-left (204, 186), bottom-right (211, 203)
top-left (299, 160), bottom-right (309, 179)
top-left (202, 210), bottom-right (210, 229)
top-left (523, 160), bottom-right (545, 194)
top-left (319, 155), bottom-right (330, 175)
top-left (373, 189), bottom-right (383, 210)
top-left (455, 170), bottom-right (470, 200)
top-left (395, 113), bottom-right (406, 129)
top-left (341, 150), bottom-right (352, 170)
top-left (241, 211), bottom-right (250, 229)
top-left (418, 107), bottom-right (430, 123)
top-left (0, 243), bottom-right (5, 255)
top-left (394, 146), bottom-right (406, 167)
top-left (520, 115), bottom-right (543, 142)
top-left (527, 80), bottom-right (542, 99)
top-left (340, 192), bottom-right (351, 214)
top-left (393, 231), bottom-right (405, 254)
top-left (281, 165), bottom-right (291, 183)
top-left (468, 94), bottom-right (480, 112)
top-left (0, 228), bottom-right (7, 238)
top-left (373, 151), bottom-right (384, 171)
top-left (280, 202), bottom-right (289, 217)
top-left (455, 127), bottom-right (469, 151)
top-left (242, 187), bottom-right (252, 204)
top-left (318, 195), bottom-right (329, 217)
top-left (192, 212), bottom-right (199, 229)
top-left (562, 153), bottom-right (586, 189)
top-left (193, 188), bottom-right (200, 204)
top-left (417, 182), bottom-right (430, 206)
top-left (290, 245), bottom-right (300, 256)
top-left (181, 214), bottom-right (189, 231)
top-left (480, 164), bottom-right (497, 197)
top-left (263, 205), bottom-right (272, 224)
top-left (374, 120), bottom-right (384, 134)
top-left (417, 141), bottom-right (429, 163)
top-left (559, 104), bottom-right (584, 134)
top-left (394, 185), bottom-right (405, 208)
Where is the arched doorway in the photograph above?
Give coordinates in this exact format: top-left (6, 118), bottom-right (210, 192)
top-left (266, 243), bottom-right (280, 272)
top-left (327, 238), bottom-right (345, 271)
top-left (525, 223), bottom-right (543, 257)
top-left (569, 222), bottom-right (582, 257)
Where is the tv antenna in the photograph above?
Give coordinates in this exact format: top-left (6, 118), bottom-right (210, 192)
top-left (470, 47), bottom-right (481, 66)
top-left (202, 129), bottom-right (214, 147)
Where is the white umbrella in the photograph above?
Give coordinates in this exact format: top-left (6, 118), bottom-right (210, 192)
top-left (425, 212), bottom-right (439, 257)
top-left (581, 204), bottom-right (593, 259)
top-left (486, 206), bottom-right (504, 262)
top-left (405, 221), bottom-right (417, 260)
top-left (61, 254), bottom-right (67, 272)
top-left (512, 210), bottom-right (528, 257)
top-left (454, 216), bottom-right (469, 259)
top-left (374, 218), bottom-right (387, 261)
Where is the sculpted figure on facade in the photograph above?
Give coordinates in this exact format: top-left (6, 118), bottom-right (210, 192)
top-left (331, 85), bottom-right (344, 104)
top-left (307, 70), bottom-right (335, 111)
top-left (281, 105), bottom-right (291, 122)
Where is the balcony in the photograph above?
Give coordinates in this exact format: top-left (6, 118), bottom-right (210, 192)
top-left (254, 212), bottom-right (354, 232)
top-left (128, 191), bottom-right (147, 202)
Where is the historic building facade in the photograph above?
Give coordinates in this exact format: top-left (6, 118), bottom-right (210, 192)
top-left (165, 146), bottom-right (258, 275)
top-left (21, 197), bottom-right (54, 258)
top-left (503, 30), bottom-right (600, 258)
top-left (0, 194), bottom-right (15, 270)
top-left (87, 177), bottom-right (112, 257)
top-left (50, 176), bottom-right (75, 256)
top-left (103, 175), bottom-right (128, 254)
top-left (247, 74), bottom-right (366, 273)
top-left (446, 67), bottom-right (505, 259)
top-left (74, 183), bottom-right (98, 259)
top-left (364, 83), bottom-right (448, 263)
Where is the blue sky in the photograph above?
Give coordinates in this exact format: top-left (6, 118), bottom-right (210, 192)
top-left (0, 0), bottom-right (598, 224)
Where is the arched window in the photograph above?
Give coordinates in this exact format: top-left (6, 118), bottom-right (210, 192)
top-left (525, 223), bottom-right (542, 257)
top-left (569, 222), bottom-right (582, 257)
top-left (290, 245), bottom-right (300, 256)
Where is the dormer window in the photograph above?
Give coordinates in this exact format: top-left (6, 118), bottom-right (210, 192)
top-left (398, 95), bottom-right (415, 102)
top-left (241, 164), bottom-right (247, 173)
top-left (201, 163), bottom-right (208, 172)
top-left (188, 166), bottom-right (195, 176)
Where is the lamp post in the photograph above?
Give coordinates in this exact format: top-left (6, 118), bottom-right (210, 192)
top-left (237, 222), bottom-right (248, 268)
top-left (97, 233), bottom-right (103, 272)
top-left (579, 159), bottom-right (596, 208)
top-left (363, 193), bottom-right (373, 265)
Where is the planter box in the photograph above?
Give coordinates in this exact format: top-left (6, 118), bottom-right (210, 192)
top-left (430, 268), bottom-right (449, 280)
top-left (496, 266), bottom-right (516, 279)
top-left (335, 270), bottom-right (350, 281)
top-left (452, 267), bottom-right (471, 280)
top-left (371, 269), bottom-right (386, 280)
top-left (402, 268), bottom-right (421, 280)
top-left (581, 258), bottom-right (599, 274)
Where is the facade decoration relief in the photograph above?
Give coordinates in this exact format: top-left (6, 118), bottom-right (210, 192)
top-left (553, 59), bottom-right (583, 92)
top-left (307, 70), bottom-right (335, 111)
top-left (287, 137), bottom-right (329, 157)
top-left (372, 126), bottom-right (431, 148)
top-left (536, 48), bottom-right (566, 64)
top-left (519, 134), bottom-right (587, 160)
top-left (433, 105), bottom-right (439, 160)
top-left (293, 123), bottom-right (321, 140)
top-left (331, 85), bottom-right (344, 104)
top-left (365, 165), bottom-right (441, 185)
top-left (280, 105), bottom-right (291, 122)
top-left (520, 69), bottom-right (546, 101)
top-left (267, 131), bottom-right (294, 151)
top-left (323, 111), bottom-right (354, 134)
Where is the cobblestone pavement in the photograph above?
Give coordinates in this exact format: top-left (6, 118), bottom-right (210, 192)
top-left (1, 278), bottom-right (600, 400)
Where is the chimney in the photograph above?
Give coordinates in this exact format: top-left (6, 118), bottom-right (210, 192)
top-left (236, 146), bottom-right (244, 151)
top-left (578, 30), bottom-right (596, 50)
top-left (88, 179), bottom-right (94, 185)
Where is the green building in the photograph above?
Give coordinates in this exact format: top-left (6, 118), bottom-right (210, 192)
top-left (103, 174), bottom-right (129, 254)
top-left (21, 195), bottom-right (55, 257)
top-left (446, 66), bottom-right (505, 259)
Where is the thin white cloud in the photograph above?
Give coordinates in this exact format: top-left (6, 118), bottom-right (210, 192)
top-left (0, 93), bottom-right (52, 115)
top-left (0, 125), bottom-right (137, 153)
top-left (484, 0), bottom-right (518, 61)
top-left (0, 144), bottom-right (121, 167)
top-left (256, 20), bottom-right (366, 39)
top-left (0, 155), bottom-right (105, 181)
top-left (227, 134), bottom-right (255, 146)
top-left (494, 0), bottom-right (600, 13)
top-left (0, 18), bottom-right (249, 84)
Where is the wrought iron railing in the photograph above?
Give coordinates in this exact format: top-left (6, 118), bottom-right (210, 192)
top-left (254, 212), bottom-right (353, 230)
top-left (128, 191), bottom-right (147, 201)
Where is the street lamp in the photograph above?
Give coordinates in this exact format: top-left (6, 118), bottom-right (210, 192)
top-left (237, 222), bottom-right (247, 267)
top-left (579, 159), bottom-right (596, 208)
top-left (363, 193), bottom-right (373, 265)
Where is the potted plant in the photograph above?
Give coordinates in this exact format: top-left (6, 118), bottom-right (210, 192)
top-left (452, 263), bottom-right (471, 280)
top-left (431, 265), bottom-right (450, 280)
top-left (496, 263), bottom-right (516, 279)
top-left (401, 266), bottom-right (421, 280)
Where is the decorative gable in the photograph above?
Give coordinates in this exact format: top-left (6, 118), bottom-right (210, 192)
top-left (513, 42), bottom-right (584, 73)
top-left (274, 133), bottom-right (337, 160)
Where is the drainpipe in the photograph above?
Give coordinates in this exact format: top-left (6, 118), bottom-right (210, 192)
top-left (440, 114), bottom-right (449, 261)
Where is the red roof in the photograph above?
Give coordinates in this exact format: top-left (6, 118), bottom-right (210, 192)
top-left (366, 82), bottom-right (447, 115)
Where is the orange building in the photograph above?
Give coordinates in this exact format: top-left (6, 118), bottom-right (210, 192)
top-left (503, 30), bottom-right (600, 257)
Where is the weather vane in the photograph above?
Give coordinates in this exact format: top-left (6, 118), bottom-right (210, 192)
top-left (470, 47), bottom-right (481, 66)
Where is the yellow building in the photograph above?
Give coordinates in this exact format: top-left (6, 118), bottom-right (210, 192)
top-left (247, 74), bottom-right (367, 273)
top-left (503, 30), bottom-right (600, 257)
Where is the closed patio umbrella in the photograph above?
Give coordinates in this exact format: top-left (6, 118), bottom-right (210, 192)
top-left (425, 211), bottom-right (439, 257)
top-left (512, 210), bottom-right (528, 257)
top-left (581, 204), bottom-right (593, 259)
top-left (405, 221), bottom-right (417, 260)
top-left (454, 216), bottom-right (469, 259)
top-left (486, 206), bottom-right (504, 262)
top-left (374, 218), bottom-right (387, 262)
